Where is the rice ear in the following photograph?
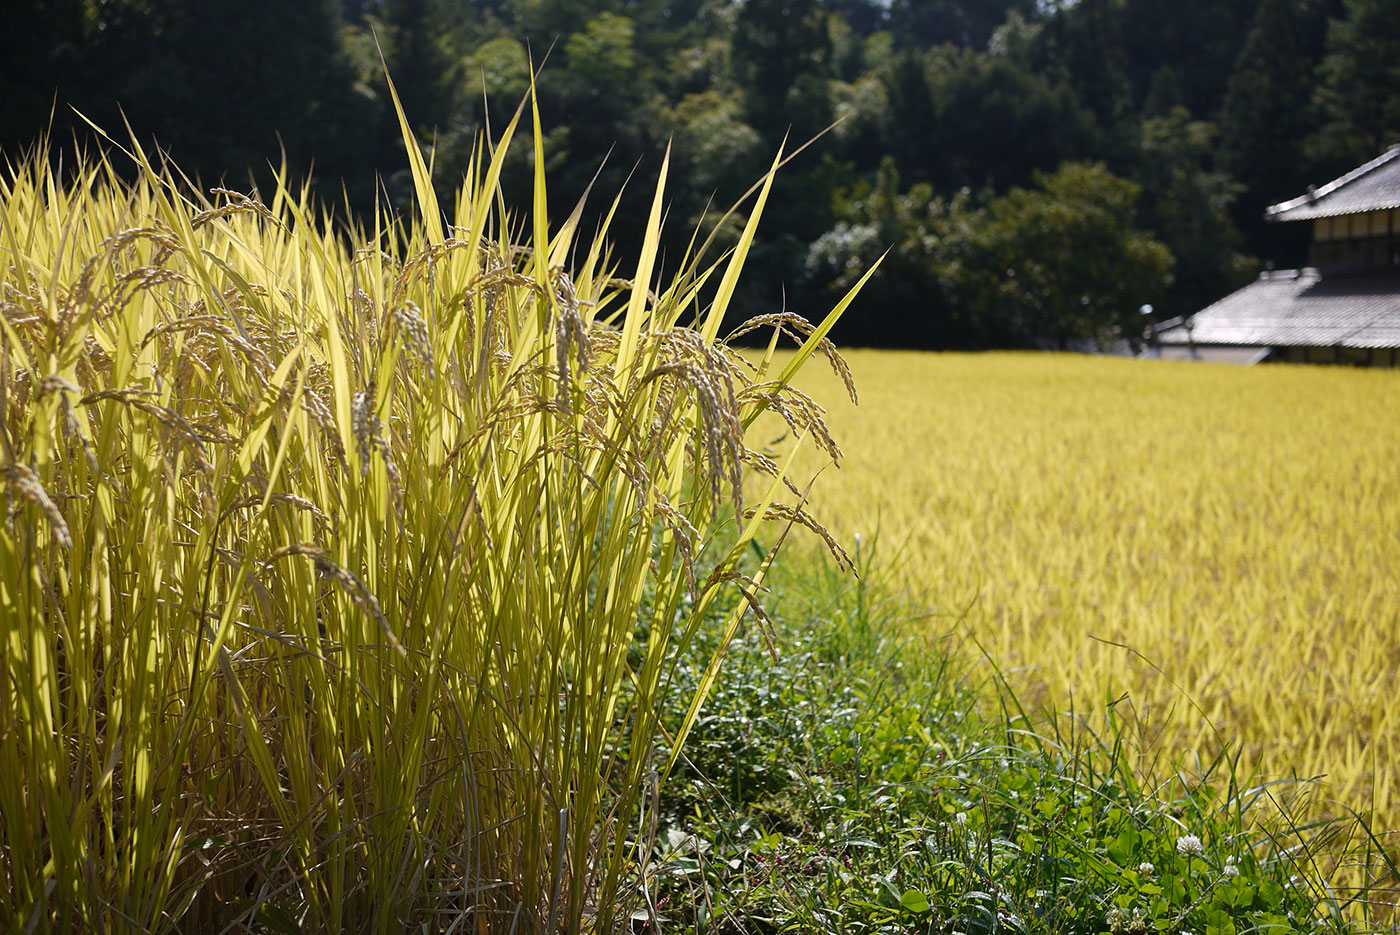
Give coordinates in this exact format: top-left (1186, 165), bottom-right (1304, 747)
top-left (4, 462), bottom-right (71, 549)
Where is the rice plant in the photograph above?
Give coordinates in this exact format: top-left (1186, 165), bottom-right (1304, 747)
top-left (763, 350), bottom-right (1400, 910)
top-left (0, 83), bottom-right (876, 933)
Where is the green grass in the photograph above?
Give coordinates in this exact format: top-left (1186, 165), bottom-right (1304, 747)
top-left (639, 546), bottom-right (1393, 934)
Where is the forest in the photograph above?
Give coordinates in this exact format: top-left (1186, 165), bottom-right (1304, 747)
top-left (3, 0), bottom-right (1398, 348)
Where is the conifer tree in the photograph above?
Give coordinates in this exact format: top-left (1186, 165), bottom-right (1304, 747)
top-left (1312, 0), bottom-right (1400, 163)
top-left (0, 0), bottom-right (88, 151)
top-left (85, 0), bottom-right (368, 186)
top-left (731, 0), bottom-right (832, 147)
top-left (383, 0), bottom-right (458, 138)
top-left (1218, 0), bottom-right (1326, 263)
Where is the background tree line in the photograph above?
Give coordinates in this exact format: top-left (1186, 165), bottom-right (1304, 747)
top-left (3, 0), bottom-right (1398, 348)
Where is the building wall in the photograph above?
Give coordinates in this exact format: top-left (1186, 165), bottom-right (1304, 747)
top-left (1310, 209), bottom-right (1400, 271)
top-left (1272, 345), bottom-right (1400, 367)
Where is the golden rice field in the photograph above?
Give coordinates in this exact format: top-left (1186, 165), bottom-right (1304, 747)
top-left (772, 350), bottom-right (1400, 837)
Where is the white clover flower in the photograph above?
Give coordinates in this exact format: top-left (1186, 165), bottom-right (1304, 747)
top-left (1107, 907), bottom-right (1149, 934)
top-left (1138, 861), bottom-right (1155, 876)
top-left (1176, 834), bottom-right (1204, 857)
top-left (1222, 863), bottom-right (1240, 878)
top-left (955, 811), bottom-right (968, 826)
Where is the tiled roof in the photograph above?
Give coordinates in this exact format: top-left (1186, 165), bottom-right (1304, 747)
top-left (1266, 146), bottom-right (1400, 221)
top-left (1155, 269), bottom-right (1400, 348)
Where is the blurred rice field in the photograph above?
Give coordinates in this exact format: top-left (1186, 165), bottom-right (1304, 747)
top-left (766, 350), bottom-right (1400, 837)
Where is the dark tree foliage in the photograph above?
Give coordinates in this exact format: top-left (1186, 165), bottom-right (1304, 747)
top-left (1120, 0), bottom-right (1259, 117)
top-left (1135, 109), bottom-right (1254, 319)
top-left (885, 0), bottom-right (1036, 50)
top-left (808, 160), bottom-right (1173, 349)
top-left (1, 0), bottom-right (1388, 348)
top-left (0, 0), bottom-right (88, 154)
top-left (1312, 0), bottom-right (1400, 165)
top-left (1033, 0), bottom-right (1133, 139)
top-left (81, 0), bottom-right (371, 192)
top-left (1218, 0), bottom-right (1333, 264)
top-left (805, 159), bottom-right (967, 347)
top-left (950, 163), bottom-right (1174, 349)
top-left (382, 0), bottom-right (460, 142)
top-left (825, 0), bottom-right (888, 35)
top-left (923, 48), bottom-right (1097, 192)
top-left (876, 52), bottom-right (939, 182)
top-left (732, 0), bottom-right (832, 147)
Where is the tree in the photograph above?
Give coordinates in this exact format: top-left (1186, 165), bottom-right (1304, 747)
top-left (920, 48), bottom-right (1097, 191)
top-left (877, 51), bottom-right (938, 179)
top-left (947, 162), bottom-right (1175, 348)
top-left (511, 0), bottom-right (602, 46)
top-left (826, 0), bottom-right (888, 35)
top-left (886, 0), bottom-right (1034, 50)
top-left (1312, 0), bottom-right (1400, 166)
top-left (0, 0), bottom-right (88, 153)
top-left (1136, 108), bottom-right (1252, 319)
top-left (731, 0), bottom-right (832, 147)
top-left (805, 157), bottom-right (967, 347)
top-left (807, 160), bottom-right (1174, 348)
top-left (669, 90), bottom-right (765, 206)
top-left (1120, 0), bottom-right (1260, 118)
top-left (84, 0), bottom-right (370, 189)
top-left (381, 0), bottom-right (459, 141)
top-left (1034, 0), bottom-right (1132, 137)
top-left (564, 11), bottom-right (638, 91)
top-left (1218, 0), bottom-right (1329, 264)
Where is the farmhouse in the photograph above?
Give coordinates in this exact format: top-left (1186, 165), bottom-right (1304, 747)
top-left (1153, 145), bottom-right (1400, 365)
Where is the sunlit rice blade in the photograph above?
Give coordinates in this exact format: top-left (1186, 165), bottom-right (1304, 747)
top-left (0, 110), bottom-right (863, 932)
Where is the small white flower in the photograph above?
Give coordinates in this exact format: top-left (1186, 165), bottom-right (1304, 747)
top-left (1138, 861), bottom-right (1155, 876)
top-left (955, 811), bottom-right (968, 826)
top-left (1176, 834), bottom-right (1204, 857)
top-left (1222, 863), bottom-right (1239, 878)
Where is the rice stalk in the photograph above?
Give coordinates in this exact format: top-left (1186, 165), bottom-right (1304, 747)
top-left (0, 84), bottom-right (870, 933)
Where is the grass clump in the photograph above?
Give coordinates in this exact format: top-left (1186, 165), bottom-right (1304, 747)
top-left (645, 552), bottom-right (1393, 933)
top-left (0, 83), bottom-right (877, 932)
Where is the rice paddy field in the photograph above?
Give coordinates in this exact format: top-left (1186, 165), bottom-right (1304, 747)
top-left (5, 103), bottom-right (1397, 923)
top-left (771, 350), bottom-right (1400, 840)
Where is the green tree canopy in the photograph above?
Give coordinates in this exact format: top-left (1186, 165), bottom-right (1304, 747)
top-left (1136, 108), bottom-right (1253, 320)
top-left (83, 0), bottom-right (370, 188)
top-left (732, 0), bottom-right (833, 146)
top-left (0, 0), bottom-right (87, 152)
top-left (1218, 0), bottom-right (1333, 264)
top-left (947, 162), bottom-right (1175, 348)
top-left (1312, 0), bottom-right (1400, 165)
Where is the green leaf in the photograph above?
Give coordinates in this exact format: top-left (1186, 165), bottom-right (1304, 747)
top-left (254, 904), bottom-right (303, 935)
top-left (1256, 878), bottom-right (1284, 909)
top-left (900, 889), bottom-right (931, 913)
top-left (1204, 908), bottom-right (1237, 935)
top-left (1107, 826), bottom-right (1139, 864)
top-left (1229, 882), bottom-right (1255, 908)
